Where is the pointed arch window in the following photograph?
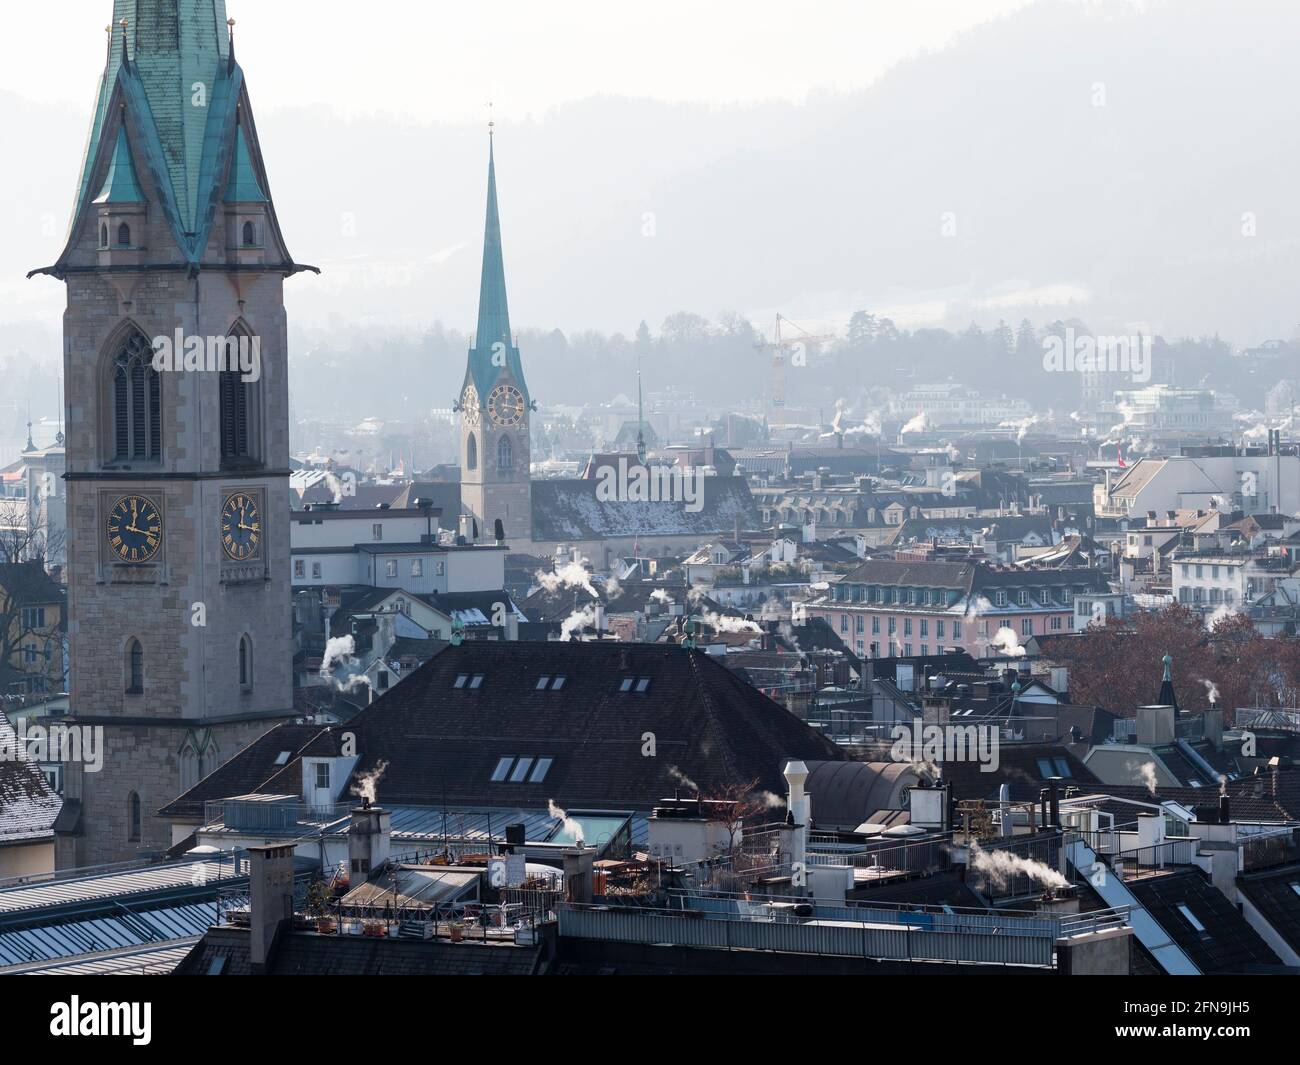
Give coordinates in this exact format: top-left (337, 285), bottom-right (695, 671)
top-left (100, 223), bottom-right (108, 248)
top-left (126, 638), bottom-right (144, 693)
top-left (497, 435), bottom-right (513, 472)
top-left (238, 634), bottom-right (252, 690)
top-left (116, 222), bottom-right (131, 247)
top-left (128, 791), bottom-right (142, 841)
top-left (242, 220), bottom-right (256, 246)
top-left (179, 743), bottom-right (199, 792)
top-left (111, 332), bottom-right (161, 461)
top-left (220, 329), bottom-right (261, 467)
top-left (466, 432), bottom-right (477, 471)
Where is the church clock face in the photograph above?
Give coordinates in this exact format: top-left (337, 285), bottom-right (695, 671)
top-left (487, 383), bottom-right (525, 427)
top-left (221, 492), bottom-right (262, 561)
top-left (106, 495), bottom-right (163, 564)
top-left (461, 384), bottom-right (480, 426)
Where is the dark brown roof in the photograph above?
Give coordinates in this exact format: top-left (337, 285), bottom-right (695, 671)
top-left (158, 723), bottom-right (327, 820)
top-left (199, 642), bottom-right (846, 813)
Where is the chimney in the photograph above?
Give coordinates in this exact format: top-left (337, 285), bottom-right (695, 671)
top-left (1203, 708), bottom-right (1224, 748)
top-left (1048, 776), bottom-right (1062, 829)
top-left (348, 805), bottom-right (391, 885)
top-left (1136, 810), bottom-right (1166, 849)
top-left (248, 843), bottom-right (295, 973)
top-left (998, 782), bottom-right (1013, 837)
top-left (784, 760), bottom-right (811, 879)
top-left (563, 846), bottom-right (595, 903)
top-left (1219, 792), bottom-right (1231, 825)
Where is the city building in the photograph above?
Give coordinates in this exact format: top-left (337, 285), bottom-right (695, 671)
top-left (806, 557), bottom-right (1109, 659)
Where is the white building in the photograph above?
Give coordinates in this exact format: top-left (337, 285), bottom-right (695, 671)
top-left (1172, 553), bottom-right (1297, 613)
top-left (1098, 454), bottom-right (1300, 520)
top-left (290, 505), bottom-right (507, 593)
top-left (894, 383), bottom-right (1033, 427)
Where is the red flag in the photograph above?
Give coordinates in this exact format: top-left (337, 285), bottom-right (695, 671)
top-left (1117, 443), bottom-right (1126, 469)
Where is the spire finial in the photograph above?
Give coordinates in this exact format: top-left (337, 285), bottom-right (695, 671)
top-left (118, 16), bottom-right (129, 63)
top-left (488, 100), bottom-right (495, 139)
top-left (1162, 652), bottom-right (1173, 683)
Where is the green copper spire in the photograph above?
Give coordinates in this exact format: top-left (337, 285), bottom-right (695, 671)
top-left (476, 134), bottom-right (511, 350)
top-left (92, 126), bottom-right (145, 203)
top-left (465, 133), bottom-right (529, 403)
top-left (33, 0), bottom-right (315, 279)
top-left (77, 1), bottom-right (233, 234)
top-left (224, 124), bottom-right (267, 202)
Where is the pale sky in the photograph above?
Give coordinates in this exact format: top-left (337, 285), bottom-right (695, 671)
top-left (6, 0), bottom-right (1034, 119)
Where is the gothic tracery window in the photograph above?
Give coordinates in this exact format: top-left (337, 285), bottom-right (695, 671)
top-left (111, 332), bottom-right (161, 461)
top-left (497, 435), bottom-right (513, 472)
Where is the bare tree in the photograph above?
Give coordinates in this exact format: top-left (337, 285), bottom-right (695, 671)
top-left (0, 498), bottom-right (65, 696)
top-left (0, 495), bottom-right (64, 567)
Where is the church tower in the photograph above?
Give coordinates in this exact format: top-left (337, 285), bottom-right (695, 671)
top-left (31, 3), bottom-right (311, 866)
top-left (459, 133), bottom-right (532, 543)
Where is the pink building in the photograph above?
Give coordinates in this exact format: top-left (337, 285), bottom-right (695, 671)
top-left (807, 557), bottom-right (1109, 660)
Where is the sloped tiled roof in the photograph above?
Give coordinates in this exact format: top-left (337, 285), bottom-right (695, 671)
top-left (0, 710), bottom-right (61, 843)
top-left (1237, 861), bottom-right (1300, 956)
top-left (530, 477), bottom-right (758, 542)
top-left (1127, 869), bottom-right (1282, 973)
top-left (203, 642), bottom-right (845, 813)
top-left (158, 723), bottom-right (326, 820)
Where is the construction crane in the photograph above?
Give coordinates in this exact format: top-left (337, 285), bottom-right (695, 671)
top-left (754, 314), bottom-right (834, 440)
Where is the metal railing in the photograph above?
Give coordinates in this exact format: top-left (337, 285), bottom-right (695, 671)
top-left (1107, 838), bottom-right (1200, 879)
top-left (1241, 828), bottom-right (1300, 872)
top-left (556, 896), bottom-right (1130, 968)
top-left (203, 799), bottom-right (353, 834)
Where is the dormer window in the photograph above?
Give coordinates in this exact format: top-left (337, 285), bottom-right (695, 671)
top-left (242, 220), bottom-right (257, 246)
top-left (116, 222), bottom-right (131, 247)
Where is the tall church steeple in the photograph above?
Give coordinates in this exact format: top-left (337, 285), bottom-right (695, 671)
top-left (30, 1), bottom-right (306, 867)
top-left (465, 132), bottom-right (529, 404)
top-left (459, 131), bottom-right (532, 544)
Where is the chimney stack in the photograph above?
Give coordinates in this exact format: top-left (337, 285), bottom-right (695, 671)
top-left (348, 805), bottom-right (391, 885)
top-left (563, 846), bottom-right (595, 903)
top-left (784, 760), bottom-right (811, 880)
top-left (248, 843), bottom-right (295, 973)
